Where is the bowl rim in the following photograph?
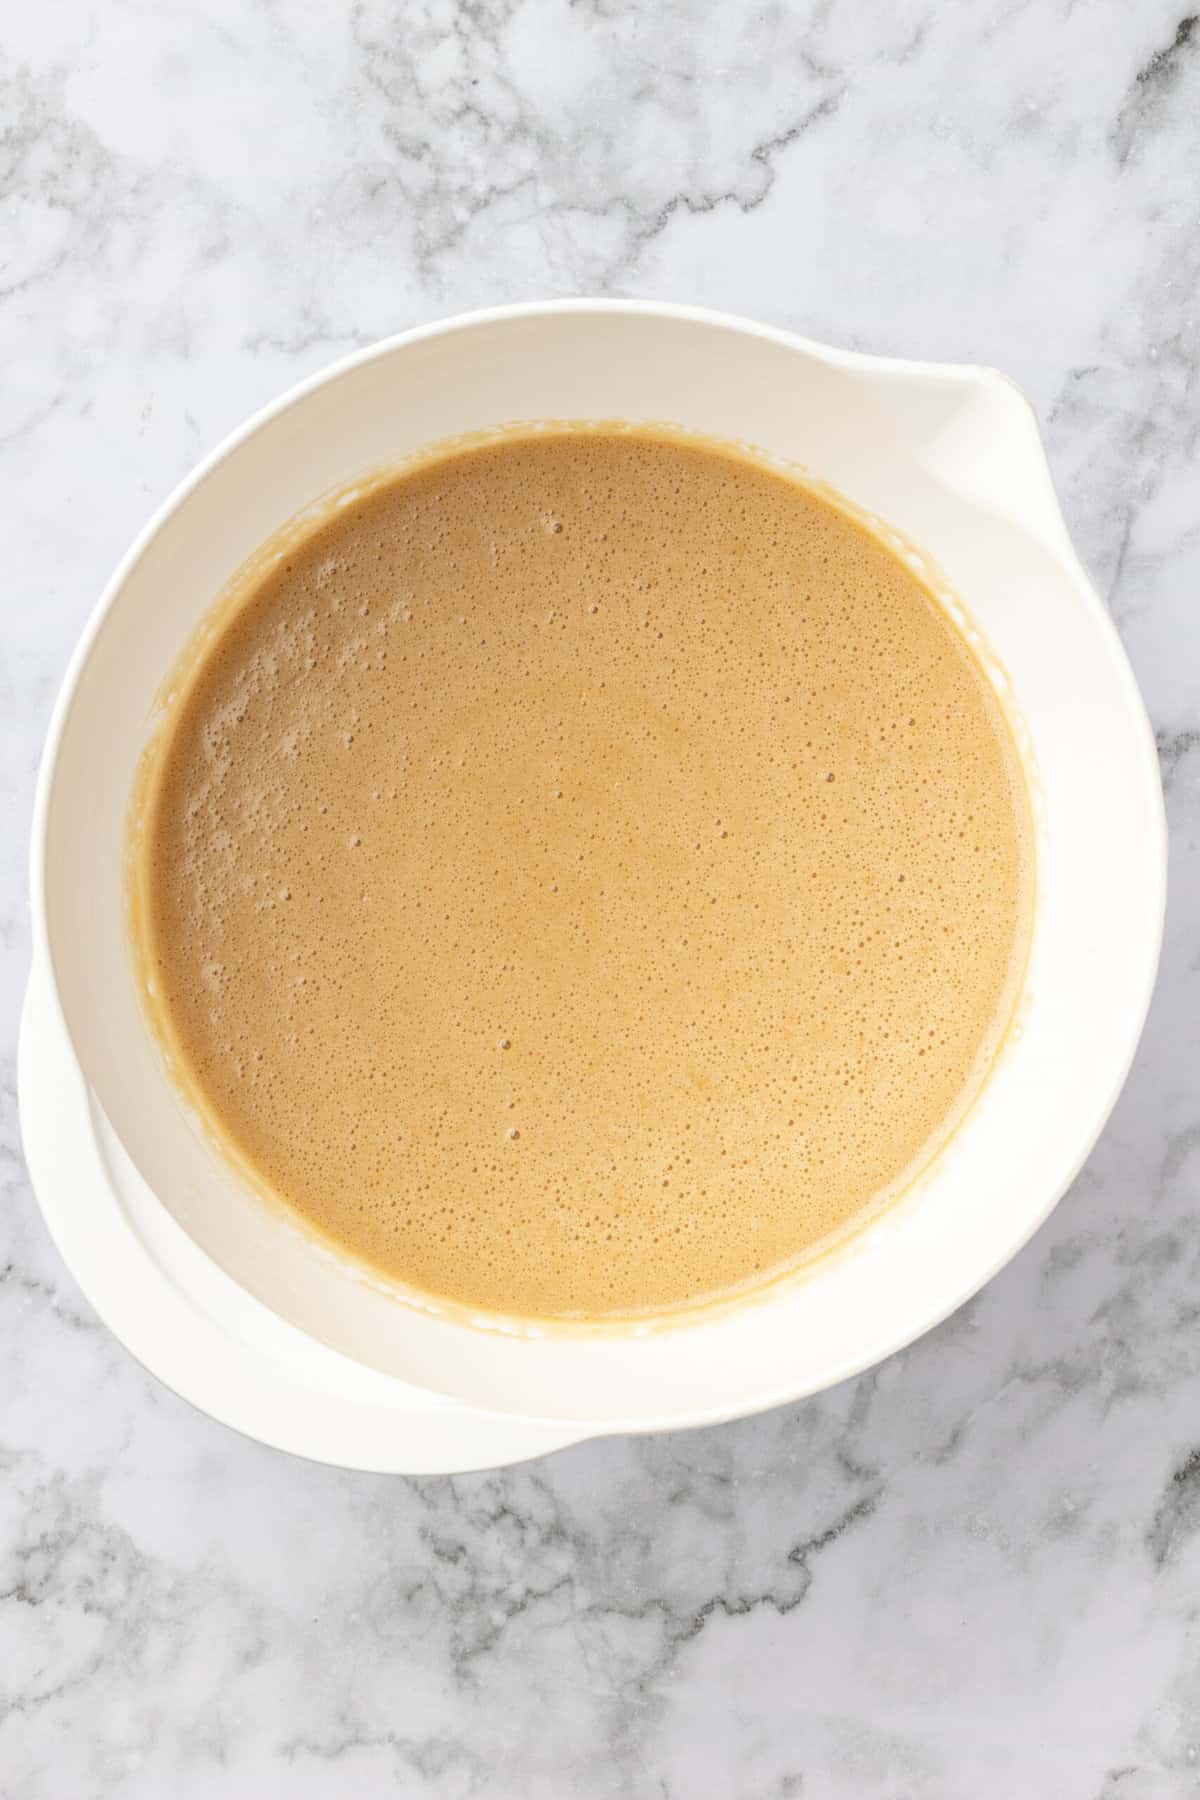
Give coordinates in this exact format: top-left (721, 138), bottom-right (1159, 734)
top-left (28, 299), bottom-right (1168, 1430)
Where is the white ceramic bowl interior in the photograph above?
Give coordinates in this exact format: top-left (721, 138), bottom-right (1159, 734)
top-left (34, 302), bottom-right (1165, 1429)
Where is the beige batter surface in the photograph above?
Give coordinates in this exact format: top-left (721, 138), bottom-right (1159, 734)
top-left (133, 427), bottom-right (1033, 1321)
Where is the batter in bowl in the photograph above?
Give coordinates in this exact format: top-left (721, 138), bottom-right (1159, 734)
top-left (131, 426), bottom-right (1033, 1321)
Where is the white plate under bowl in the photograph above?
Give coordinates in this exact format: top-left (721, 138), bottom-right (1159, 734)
top-left (19, 963), bottom-right (583, 1473)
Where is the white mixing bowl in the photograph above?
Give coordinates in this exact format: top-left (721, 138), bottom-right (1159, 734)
top-left (30, 301), bottom-right (1166, 1432)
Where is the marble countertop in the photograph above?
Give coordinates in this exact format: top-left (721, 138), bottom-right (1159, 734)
top-left (3, 2), bottom-right (1199, 1794)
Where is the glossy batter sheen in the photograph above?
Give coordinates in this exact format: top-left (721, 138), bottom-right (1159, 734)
top-left (134, 428), bottom-right (1033, 1321)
